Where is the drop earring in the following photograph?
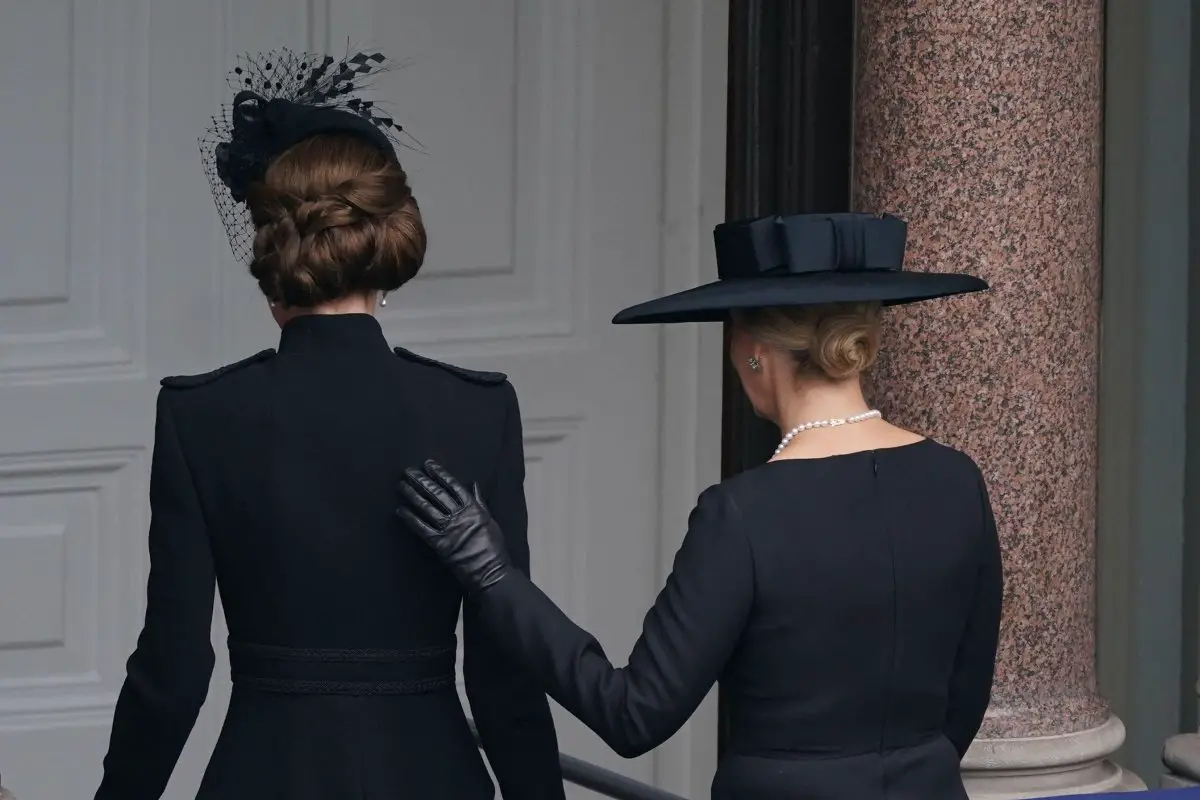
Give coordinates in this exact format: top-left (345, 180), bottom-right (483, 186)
top-left (380, 291), bottom-right (388, 308)
top-left (747, 356), bottom-right (761, 371)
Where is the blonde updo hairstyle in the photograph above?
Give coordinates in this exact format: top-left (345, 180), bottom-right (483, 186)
top-left (734, 302), bottom-right (883, 381)
top-left (246, 134), bottom-right (426, 308)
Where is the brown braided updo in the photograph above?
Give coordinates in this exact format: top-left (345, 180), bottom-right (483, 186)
top-left (246, 134), bottom-right (426, 308)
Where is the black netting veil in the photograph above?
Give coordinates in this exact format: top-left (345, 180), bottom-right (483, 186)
top-left (200, 47), bottom-right (420, 265)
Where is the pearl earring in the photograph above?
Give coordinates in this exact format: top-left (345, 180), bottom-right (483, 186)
top-left (380, 291), bottom-right (389, 308)
top-left (747, 356), bottom-right (761, 371)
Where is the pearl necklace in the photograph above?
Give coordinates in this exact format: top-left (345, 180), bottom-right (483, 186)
top-left (774, 409), bottom-right (883, 456)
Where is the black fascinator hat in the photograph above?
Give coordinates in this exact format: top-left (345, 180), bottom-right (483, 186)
top-left (612, 213), bottom-right (988, 325)
top-left (200, 48), bottom-right (419, 264)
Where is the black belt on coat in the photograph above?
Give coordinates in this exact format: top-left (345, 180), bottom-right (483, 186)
top-left (228, 638), bottom-right (457, 696)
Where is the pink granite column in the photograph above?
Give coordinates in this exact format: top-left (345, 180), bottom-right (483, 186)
top-left (854, 3), bottom-right (1143, 796)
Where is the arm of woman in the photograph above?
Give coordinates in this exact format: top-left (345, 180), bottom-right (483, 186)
top-left (462, 383), bottom-right (566, 799)
top-left (95, 391), bottom-right (217, 800)
top-left (399, 464), bottom-right (755, 759)
top-left (941, 472), bottom-right (1004, 758)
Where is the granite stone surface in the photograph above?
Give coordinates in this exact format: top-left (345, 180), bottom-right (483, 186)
top-left (853, 0), bottom-right (1106, 738)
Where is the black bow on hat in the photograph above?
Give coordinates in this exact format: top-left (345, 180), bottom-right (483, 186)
top-left (611, 212), bottom-right (987, 325)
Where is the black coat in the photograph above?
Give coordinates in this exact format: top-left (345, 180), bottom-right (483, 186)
top-left (95, 313), bottom-right (565, 800)
top-left (470, 439), bottom-right (1004, 799)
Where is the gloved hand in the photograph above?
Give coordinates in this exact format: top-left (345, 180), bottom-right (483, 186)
top-left (396, 460), bottom-right (512, 596)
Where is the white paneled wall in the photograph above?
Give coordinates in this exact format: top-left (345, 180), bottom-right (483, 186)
top-left (0, 2), bottom-right (726, 798)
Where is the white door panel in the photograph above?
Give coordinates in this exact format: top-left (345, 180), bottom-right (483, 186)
top-left (0, 1), bottom-right (725, 797)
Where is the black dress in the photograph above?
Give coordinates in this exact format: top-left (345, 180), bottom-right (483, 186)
top-left (95, 314), bottom-right (565, 800)
top-left (472, 439), bottom-right (1003, 799)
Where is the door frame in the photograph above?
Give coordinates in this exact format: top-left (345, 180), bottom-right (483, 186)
top-left (1095, 0), bottom-right (1195, 781)
top-left (650, 0), bottom-right (732, 794)
top-left (719, 0), bottom-right (857, 753)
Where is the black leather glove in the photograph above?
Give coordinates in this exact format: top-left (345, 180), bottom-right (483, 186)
top-left (396, 460), bottom-right (513, 596)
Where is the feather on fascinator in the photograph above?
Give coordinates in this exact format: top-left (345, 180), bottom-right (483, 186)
top-left (200, 47), bottom-right (420, 264)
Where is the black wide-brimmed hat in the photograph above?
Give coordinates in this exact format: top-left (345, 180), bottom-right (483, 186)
top-left (611, 212), bottom-right (988, 325)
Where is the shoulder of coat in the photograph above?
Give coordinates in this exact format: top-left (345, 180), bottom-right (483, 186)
top-left (160, 348), bottom-right (277, 389)
top-left (392, 346), bottom-right (507, 385)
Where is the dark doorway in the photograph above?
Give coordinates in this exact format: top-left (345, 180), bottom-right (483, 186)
top-left (719, 0), bottom-right (856, 752)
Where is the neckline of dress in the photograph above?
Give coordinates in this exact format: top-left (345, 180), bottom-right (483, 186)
top-left (764, 437), bottom-right (933, 465)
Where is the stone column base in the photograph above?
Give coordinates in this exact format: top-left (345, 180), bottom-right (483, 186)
top-left (1161, 731), bottom-right (1200, 788)
top-left (962, 715), bottom-right (1145, 798)
top-left (1161, 773), bottom-right (1198, 788)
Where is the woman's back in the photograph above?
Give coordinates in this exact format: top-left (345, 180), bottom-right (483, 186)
top-left (96, 53), bottom-right (570, 797)
top-left (714, 438), bottom-right (1001, 798)
top-left (95, 314), bottom-right (566, 800)
top-left (388, 214), bottom-right (1001, 799)
top-left (394, 432), bottom-right (1002, 799)
top-left (189, 316), bottom-right (475, 648)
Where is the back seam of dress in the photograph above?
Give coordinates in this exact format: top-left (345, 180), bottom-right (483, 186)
top-left (353, 696), bottom-right (368, 799)
top-left (872, 452), bottom-right (901, 800)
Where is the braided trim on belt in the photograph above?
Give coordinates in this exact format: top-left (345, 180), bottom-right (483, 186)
top-left (228, 639), bottom-right (458, 696)
top-left (229, 640), bottom-right (457, 662)
top-left (233, 674), bottom-right (457, 696)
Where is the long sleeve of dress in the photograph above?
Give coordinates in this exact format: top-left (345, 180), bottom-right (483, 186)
top-left (95, 391), bottom-right (217, 800)
top-left (463, 382), bottom-right (566, 798)
top-left (941, 470), bottom-right (1004, 758)
top-left (475, 486), bottom-right (754, 759)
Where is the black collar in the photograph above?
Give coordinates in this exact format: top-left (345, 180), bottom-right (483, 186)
top-left (277, 313), bottom-right (392, 355)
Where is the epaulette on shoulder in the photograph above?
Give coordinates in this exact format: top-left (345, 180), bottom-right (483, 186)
top-left (160, 348), bottom-right (276, 389)
top-left (392, 346), bottom-right (507, 385)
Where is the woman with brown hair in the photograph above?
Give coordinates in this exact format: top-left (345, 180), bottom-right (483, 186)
top-left (94, 50), bottom-right (564, 800)
top-left (397, 213), bottom-right (1004, 799)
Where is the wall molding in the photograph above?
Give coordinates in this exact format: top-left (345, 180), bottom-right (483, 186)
top-left (1096, 0), bottom-right (1194, 781)
top-left (330, 0), bottom-right (584, 350)
top-left (0, 0), bottom-right (149, 383)
top-left (651, 0), bottom-right (728, 794)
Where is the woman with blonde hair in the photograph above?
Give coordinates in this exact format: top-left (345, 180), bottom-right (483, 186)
top-left (397, 213), bottom-right (1003, 799)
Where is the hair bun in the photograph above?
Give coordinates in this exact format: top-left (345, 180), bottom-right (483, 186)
top-left (810, 313), bottom-right (878, 380)
top-left (292, 194), bottom-right (366, 236)
top-left (247, 134), bottom-right (425, 308)
top-left (735, 303), bottom-right (883, 381)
